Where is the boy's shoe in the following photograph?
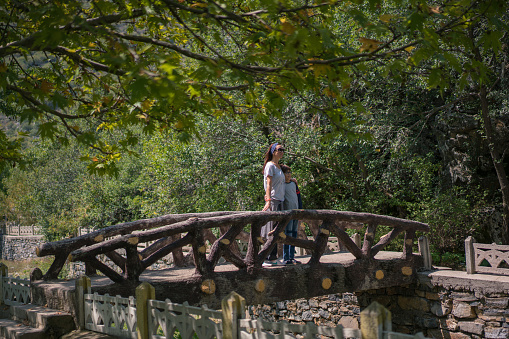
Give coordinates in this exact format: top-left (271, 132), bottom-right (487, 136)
top-left (262, 261), bottom-right (277, 267)
top-left (284, 260), bottom-right (293, 265)
top-left (292, 259), bottom-right (302, 265)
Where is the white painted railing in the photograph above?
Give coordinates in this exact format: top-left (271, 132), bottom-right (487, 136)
top-left (465, 236), bottom-right (509, 275)
top-left (0, 275), bottom-right (31, 305)
top-left (84, 292), bottom-right (137, 338)
top-left (1, 223), bottom-right (42, 236)
top-left (75, 277), bottom-right (429, 339)
top-left (149, 299), bottom-right (222, 339)
top-left (239, 318), bottom-right (361, 339)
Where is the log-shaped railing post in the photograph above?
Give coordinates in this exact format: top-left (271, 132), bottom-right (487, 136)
top-left (402, 230), bottom-right (415, 259)
top-left (246, 222), bottom-right (263, 273)
top-left (257, 217), bottom-right (291, 265)
top-left (362, 222), bottom-right (377, 258)
top-left (125, 243), bottom-right (143, 283)
top-left (191, 229), bottom-right (211, 277)
top-left (309, 221), bottom-right (332, 266)
top-left (208, 223), bottom-right (245, 270)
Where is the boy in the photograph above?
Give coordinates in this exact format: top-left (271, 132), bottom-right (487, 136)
top-left (280, 165), bottom-right (303, 265)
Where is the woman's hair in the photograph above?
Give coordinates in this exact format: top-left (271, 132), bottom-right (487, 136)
top-left (263, 143), bottom-right (278, 173)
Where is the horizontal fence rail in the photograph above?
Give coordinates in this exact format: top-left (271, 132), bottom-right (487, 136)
top-left (37, 210), bottom-right (429, 283)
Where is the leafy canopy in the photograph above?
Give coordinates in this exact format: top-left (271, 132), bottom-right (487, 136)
top-left (1, 0), bottom-right (507, 173)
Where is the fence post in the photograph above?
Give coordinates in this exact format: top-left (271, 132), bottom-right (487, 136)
top-left (221, 291), bottom-right (247, 339)
top-left (0, 263), bottom-right (7, 305)
top-left (75, 276), bottom-right (91, 329)
top-left (418, 236), bottom-right (432, 270)
top-left (136, 282), bottom-right (155, 339)
top-left (360, 301), bottom-right (392, 339)
top-left (465, 236), bottom-right (476, 274)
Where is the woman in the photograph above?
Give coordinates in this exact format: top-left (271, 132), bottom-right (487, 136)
top-left (261, 142), bottom-right (286, 266)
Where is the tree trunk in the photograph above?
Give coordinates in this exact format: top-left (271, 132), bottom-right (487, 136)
top-left (479, 85), bottom-right (509, 244)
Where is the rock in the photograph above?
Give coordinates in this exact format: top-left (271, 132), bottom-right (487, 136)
top-left (450, 292), bottom-right (478, 302)
top-left (297, 301), bottom-right (310, 310)
top-left (302, 311), bottom-right (313, 321)
top-left (319, 301), bottom-right (328, 309)
top-left (287, 302), bottom-right (297, 312)
top-left (458, 321), bottom-right (484, 335)
top-left (308, 299), bottom-right (318, 308)
top-left (448, 332), bottom-right (472, 339)
top-left (426, 292), bottom-right (440, 301)
top-left (485, 297), bottom-right (509, 309)
top-left (397, 296), bottom-right (430, 312)
top-left (431, 301), bottom-right (451, 316)
top-left (452, 301), bottom-right (476, 319)
top-left (338, 316), bottom-right (359, 329)
top-left (276, 301), bottom-right (286, 310)
top-left (485, 327), bottom-right (509, 338)
top-left (446, 319), bottom-right (459, 331)
top-left (318, 309), bottom-right (329, 319)
top-left (415, 316), bottom-right (438, 328)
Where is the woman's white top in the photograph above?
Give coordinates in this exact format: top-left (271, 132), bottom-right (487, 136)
top-left (264, 162), bottom-right (285, 202)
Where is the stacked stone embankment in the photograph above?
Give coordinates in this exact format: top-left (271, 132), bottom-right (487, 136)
top-left (249, 269), bottom-right (509, 339)
top-left (357, 269), bottom-right (509, 339)
top-left (249, 293), bottom-right (360, 329)
top-left (0, 235), bottom-right (44, 260)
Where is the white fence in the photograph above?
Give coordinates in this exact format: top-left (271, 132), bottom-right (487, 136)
top-left (1, 223), bottom-right (42, 236)
top-left (0, 275), bottom-right (31, 306)
top-left (238, 318), bottom-right (361, 339)
top-left (84, 292), bottom-right (137, 337)
top-left (0, 264), bottom-right (31, 306)
top-left (465, 236), bottom-right (509, 275)
top-left (149, 300), bottom-right (222, 339)
top-left (75, 277), bottom-right (429, 339)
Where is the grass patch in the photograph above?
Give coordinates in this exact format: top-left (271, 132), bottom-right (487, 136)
top-left (0, 257), bottom-right (55, 279)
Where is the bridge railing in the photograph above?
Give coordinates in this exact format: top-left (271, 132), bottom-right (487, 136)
top-left (465, 236), bottom-right (509, 275)
top-left (36, 210), bottom-right (429, 283)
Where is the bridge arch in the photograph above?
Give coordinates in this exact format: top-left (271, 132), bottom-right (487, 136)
top-left (36, 210), bottom-right (429, 306)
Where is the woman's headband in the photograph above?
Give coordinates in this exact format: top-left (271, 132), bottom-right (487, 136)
top-left (270, 143), bottom-right (279, 154)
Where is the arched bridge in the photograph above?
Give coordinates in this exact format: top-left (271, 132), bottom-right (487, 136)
top-left (35, 210), bottom-right (430, 308)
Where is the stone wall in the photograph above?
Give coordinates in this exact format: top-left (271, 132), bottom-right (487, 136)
top-left (249, 293), bottom-right (361, 329)
top-left (250, 269), bottom-right (509, 339)
top-left (0, 235), bottom-right (44, 260)
top-left (357, 270), bottom-right (509, 338)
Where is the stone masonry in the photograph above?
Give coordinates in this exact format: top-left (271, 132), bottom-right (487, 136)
top-left (249, 293), bottom-right (361, 329)
top-left (250, 268), bottom-right (509, 339)
top-left (0, 235), bottom-right (44, 260)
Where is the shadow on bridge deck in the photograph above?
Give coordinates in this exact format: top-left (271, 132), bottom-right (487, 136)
top-left (32, 250), bottom-right (423, 311)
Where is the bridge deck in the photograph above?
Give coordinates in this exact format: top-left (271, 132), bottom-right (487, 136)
top-left (140, 250), bottom-right (400, 283)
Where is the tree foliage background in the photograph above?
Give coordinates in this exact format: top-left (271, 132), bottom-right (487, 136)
top-left (1, 0), bottom-right (508, 265)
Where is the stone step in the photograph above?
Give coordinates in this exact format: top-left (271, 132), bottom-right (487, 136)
top-left (0, 318), bottom-right (46, 339)
top-left (9, 303), bottom-right (75, 333)
top-left (0, 303), bottom-right (76, 338)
